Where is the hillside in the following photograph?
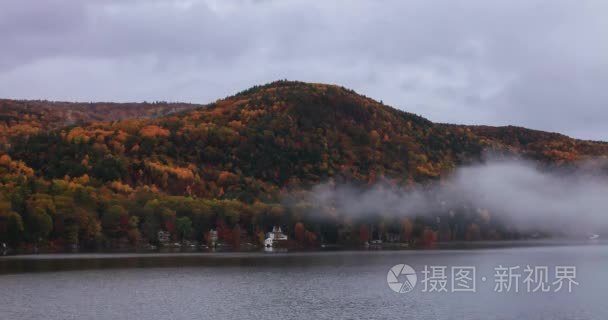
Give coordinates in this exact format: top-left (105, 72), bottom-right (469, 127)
top-left (6, 81), bottom-right (494, 200)
top-left (1, 80), bottom-right (607, 249)
top-left (0, 99), bottom-right (200, 149)
top-left (447, 124), bottom-right (608, 161)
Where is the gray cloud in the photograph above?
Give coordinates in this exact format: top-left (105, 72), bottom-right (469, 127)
top-left (0, 0), bottom-right (606, 139)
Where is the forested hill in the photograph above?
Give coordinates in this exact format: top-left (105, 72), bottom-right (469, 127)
top-left (445, 124), bottom-right (608, 160)
top-left (0, 99), bottom-right (200, 148)
top-left (1, 80), bottom-right (607, 249)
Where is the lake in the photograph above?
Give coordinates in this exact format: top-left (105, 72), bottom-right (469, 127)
top-left (1, 242), bottom-right (607, 320)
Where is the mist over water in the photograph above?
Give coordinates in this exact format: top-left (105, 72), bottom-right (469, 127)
top-left (305, 159), bottom-right (608, 235)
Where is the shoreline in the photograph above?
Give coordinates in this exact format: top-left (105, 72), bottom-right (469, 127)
top-left (1, 238), bottom-right (603, 258)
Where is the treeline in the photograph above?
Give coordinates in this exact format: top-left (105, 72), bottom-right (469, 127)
top-left (1, 154), bottom-right (523, 250)
top-left (0, 155), bottom-right (294, 248)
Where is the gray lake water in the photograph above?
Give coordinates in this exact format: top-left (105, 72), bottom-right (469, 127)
top-left (1, 243), bottom-right (607, 320)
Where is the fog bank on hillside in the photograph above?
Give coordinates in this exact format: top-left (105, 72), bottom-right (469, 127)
top-left (305, 159), bottom-right (608, 235)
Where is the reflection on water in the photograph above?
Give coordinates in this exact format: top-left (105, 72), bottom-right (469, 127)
top-left (1, 242), bottom-right (607, 320)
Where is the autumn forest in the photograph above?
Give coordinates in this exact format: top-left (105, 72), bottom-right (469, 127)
top-left (1, 80), bottom-right (607, 251)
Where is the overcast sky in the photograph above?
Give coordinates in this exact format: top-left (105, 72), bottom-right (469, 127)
top-left (0, 0), bottom-right (606, 140)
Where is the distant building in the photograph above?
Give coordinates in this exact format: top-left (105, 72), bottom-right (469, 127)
top-left (386, 232), bottom-right (400, 243)
top-left (265, 226), bottom-right (288, 247)
top-left (209, 229), bottom-right (218, 247)
top-left (158, 230), bottom-right (170, 244)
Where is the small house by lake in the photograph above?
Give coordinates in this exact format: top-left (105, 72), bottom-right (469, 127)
top-left (265, 226), bottom-right (288, 247)
top-left (158, 230), bottom-right (171, 244)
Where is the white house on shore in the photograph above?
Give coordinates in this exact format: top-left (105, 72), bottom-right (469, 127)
top-left (208, 229), bottom-right (218, 247)
top-left (158, 230), bottom-right (170, 244)
top-left (265, 226), bottom-right (288, 247)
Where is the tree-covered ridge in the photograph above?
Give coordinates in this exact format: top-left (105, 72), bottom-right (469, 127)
top-left (447, 124), bottom-right (608, 163)
top-left (1, 80), bottom-right (607, 249)
top-left (0, 98), bottom-right (200, 150)
top-left (8, 81), bottom-right (489, 199)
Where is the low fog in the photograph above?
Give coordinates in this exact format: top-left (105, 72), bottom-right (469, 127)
top-left (305, 159), bottom-right (608, 236)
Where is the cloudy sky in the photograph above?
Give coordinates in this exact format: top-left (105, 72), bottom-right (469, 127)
top-left (0, 0), bottom-right (606, 139)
